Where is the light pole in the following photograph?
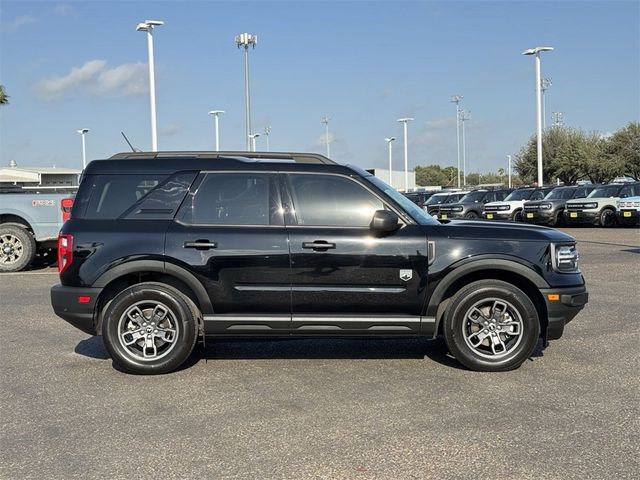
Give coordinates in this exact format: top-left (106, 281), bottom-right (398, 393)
top-left (208, 110), bottom-right (225, 151)
top-left (385, 137), bottom-right (396, 187)
top-left (541, 77), bottom-right (552, 130)
top-left (136, 20), bottom-right (163, 152)
top-left (264, 126), bottom-right (271, 151)
top-left (459, 110), bottom-right (470, 186)
top-left (507, 154), bottom-right (512, 188)
top-left (397, 118), bottom-right (414, 191)
top-left (450, 95), bottom-right (463, 188)
top-left (77, 128), bottom-right (89, 169)
top-left (321, 116), bottom-right (331, 157)
top-left (552, 111), bottom-right (564, 127)
top-left (523, 46), bottom-right (554, 186)
top-left (249, 133), bottom-right (260, 152)
top-left (235, 33), bottom-right (257, 151)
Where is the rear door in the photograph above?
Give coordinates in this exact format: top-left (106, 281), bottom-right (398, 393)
top-left (281, 172), bottom-right (429, 335)
top-left (165, 171), bottom-right (291, 334)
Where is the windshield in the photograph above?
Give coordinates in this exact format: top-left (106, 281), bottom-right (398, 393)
top-left (365, 176), bottom-right (439, 225)
top-left (425, 193), bottom-right (449, 205)
top-left (546, 188), bottom-right (576, 200)
top-left (459, 191), bottom-right (486, 203)
top-left (588, 185), bottom-right (622, 198)
top-left (504, 189), bottom-right (534, 201)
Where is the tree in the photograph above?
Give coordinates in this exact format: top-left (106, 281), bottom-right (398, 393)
top-left (414, 165), bottom-right (458, 187)
top-left (0, 85), bottom-right (8, 105)
top-left (606, 122), bottom-right (640, 180)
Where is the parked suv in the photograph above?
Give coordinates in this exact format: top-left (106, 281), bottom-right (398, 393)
top-left (424, 191), bottom-right (468, 216)
top-left (616, 196), bottom-right (640, 226)
top-left (403, 191), bottom-right (437, 210)
top-left (438, 188), bottom-right (513, 220)
top-left (51, 152), bottom-right (588, 374)
top-left (564, 182), bottom-right (640, 227)
top-left (483, 187), bottom-right (554, 222)
top-left (523, 185), bottom-right (596, 227)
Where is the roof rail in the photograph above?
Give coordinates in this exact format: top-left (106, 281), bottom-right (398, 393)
top-left (108, 151), bottom-right (336, 165)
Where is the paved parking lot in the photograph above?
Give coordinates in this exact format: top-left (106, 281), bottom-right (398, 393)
top-left (1, 227), bottom-right (638, 479)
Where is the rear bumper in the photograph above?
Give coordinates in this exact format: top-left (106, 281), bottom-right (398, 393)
top-left (540, 285), bottom-right (588, 341)
top-left (50, 284), bottom-right (103, 336)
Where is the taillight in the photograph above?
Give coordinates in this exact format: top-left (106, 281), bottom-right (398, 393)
top-left (61, 198), bottom-right (74, 222)
top-left (57, 234), bottom-right (73, 274)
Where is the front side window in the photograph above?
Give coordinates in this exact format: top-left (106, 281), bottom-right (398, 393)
top-left (529, 189), bottom-right (548, 201)
top-left (179, 173), bottom-right (281, 225)
top-left (286, 174), bottom-right (384, 227)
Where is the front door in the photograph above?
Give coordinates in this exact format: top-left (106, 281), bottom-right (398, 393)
top-left (281, 173), bottom-right (429, 335)
top-left (165, 171), bottom-right (291, 334)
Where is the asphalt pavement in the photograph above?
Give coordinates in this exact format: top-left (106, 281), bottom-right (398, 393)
top-left (1, 228), bottom-right (638, 479)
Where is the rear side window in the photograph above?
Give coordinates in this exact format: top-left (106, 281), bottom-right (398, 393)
top-left (178, 173), bottom-right (282, 226)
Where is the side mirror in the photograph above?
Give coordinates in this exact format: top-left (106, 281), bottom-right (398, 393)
top-left (370, 210), bottom-right (400, 233)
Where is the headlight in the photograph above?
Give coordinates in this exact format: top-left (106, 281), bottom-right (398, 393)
top-left (583, 202), bottom-right (598, 209)
top-left (453, 206), bottom-right (463, 212)
top-left (551, 243), bottom-right (580, 273)
top-left (540, 203), bottom-right (552, 210)
top-left (498, 205), bottom-right (510, 211)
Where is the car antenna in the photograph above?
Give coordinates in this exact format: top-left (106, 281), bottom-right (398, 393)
top-left (121, 132), bottom-right (142, 152)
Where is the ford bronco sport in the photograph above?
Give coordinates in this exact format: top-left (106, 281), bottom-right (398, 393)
top-left (51, 151), bottom-right (588, 374)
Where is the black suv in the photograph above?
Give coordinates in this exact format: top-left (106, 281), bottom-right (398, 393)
top-left (438, 188), bottom-right (513, 220)
top-left (523, 185), bottom-right (596, 227)
top-left (51, 152), bottom-right (588, 374)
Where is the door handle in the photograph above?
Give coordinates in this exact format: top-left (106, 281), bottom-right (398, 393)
top-left (302, 240), bottom-right (336, 251)
top-left (183, 240), bottom-right (217, 250)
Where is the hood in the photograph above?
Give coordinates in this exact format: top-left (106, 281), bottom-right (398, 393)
top-left (566, 196), bottom-right (618, 205)
top-left (441, 219), bottom-right (575, 243)
top-left (485, 200), bottom-right (525, 208)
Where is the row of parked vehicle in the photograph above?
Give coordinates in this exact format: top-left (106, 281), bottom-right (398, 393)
top-left (405, 181), bottom-right (640, 227)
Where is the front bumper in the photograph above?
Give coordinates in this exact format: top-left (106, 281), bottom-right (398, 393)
top-left (523, 210), bottom-right (555, 224)
top-left (483, 211), bottom-right (512, 221)
top-left (564, 210), bottom-right (598, 225)
top-left (616, 210), bottom-right (639, 225)
top-left (540, 285), bottom-right (588, 341)
top-left (51, 284), bottom-right (103, 336)
top-left (438, 212), bottom-right (464, 220)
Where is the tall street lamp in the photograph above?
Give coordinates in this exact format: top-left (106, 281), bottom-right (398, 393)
top-left (321, 116), bottom-right (331, 158)
top-left (77, 128), bottom-right (89, 169)
top-left (249, 133), bottom-right (260, 152)
top-left (523, 46), bottom-right (554, 186)
top-left (397, 117), bottom-right (414, 191)
top-left (136, 19), bottom-right (163, 152)
top-left (507, 154), bottom-right (512, 188)
top-left (459, 110), bottom-right (470, 186)
top-left (208, 110), bottom-right (225, 151)
top-left (264, 126), bottom-right (272, 151)
top-left (384, 137), bottom-right (396, 187)
top-left (235, 33), bottom-right (257, 151)
top-left (450, 95), bottom-right (463, 188)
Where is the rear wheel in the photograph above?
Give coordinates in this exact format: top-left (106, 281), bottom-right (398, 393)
top-left (443, 280), bottom-right (540, 371)
top-left (599, 208), bottom-right (616, 227)
top-left (102, 282), bottom-right (198, 374)
top-left (0, 224), bottom-right (36, 273)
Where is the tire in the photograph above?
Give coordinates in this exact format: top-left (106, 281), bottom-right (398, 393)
top-left (464, 211), bottom-right (479, 219)
top-left (443, 279), bottom-right (540, 372)
top-left (553, 210), bottom-right (565, 227)
top-left (512, 210), bottom-right (523, 222)
top-left (102, 282), bottom-right (199, 374)
top-left (599, 208), bottom-right (616, 227)
top-left (0, 224), bottom-right (36, 272)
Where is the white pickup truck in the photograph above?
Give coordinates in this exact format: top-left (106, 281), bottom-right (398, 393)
top-left (0, 189), bottom-right (74, 272)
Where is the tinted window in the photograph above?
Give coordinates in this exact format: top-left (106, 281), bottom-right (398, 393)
top-left (365, 176), bottom-right (439, 226)
top-left (180, 173), bottom-right (281, 225)
top-left (588, 186), bottom-right (622, 198)
top-left (287, 174), bottom-right (384, 227)
top-left (529, 189), bottom-right (548, 201)
top-left (445, 193), bottom-right (466, 203)
top-left (80, 174), bottom-right (167, 219)
top-left (484, 192), bottom-right (497, 203)
top-left (546, 188), bottom-right (576, 200)
top-left (460, 191), bottom-right (487, 203)
top-left (619, 185), bottom-right (635, 198)
top-left (497, 190), bottom-right (511, 201)
top-left (426, 193), bottom-right (449, 205)
top-left (505, 189), bottom-right (533, 201)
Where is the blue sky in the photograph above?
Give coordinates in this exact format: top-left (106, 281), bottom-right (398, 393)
top-left (1, 0), bottom-right (638, 174)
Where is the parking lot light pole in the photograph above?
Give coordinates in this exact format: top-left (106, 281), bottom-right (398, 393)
top-left (459, 110), bottom-right (470, 186)
top-left (321, 116), bottom-right (331, 158)
top-left (523, 46), bottom-right (554, 186)
top-left (77, 128), bottom-right (89, 169)
top-left (541, 78), bottom-right (552, 130)
top-left (208, 110), bottom-right (225, 151)
top-left (136, 20), bottom-right (163, 152)
top-left (264, 126), bottom-right (272, 151)
top-left (397, 118), bottom-right (413, 191)
top-left (235, 33), bottom-right (257, 151)
top-left (385, 137), bottom-right (396, 187)
top-left (249, 133), bottom-right (260, 152)
top-left (507, 154), bottom-right (512, 188)
top-left (450, 95), bottom-right (463, 188)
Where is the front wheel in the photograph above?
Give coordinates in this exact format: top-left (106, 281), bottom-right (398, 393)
top-left (464, 211), bottom-right (479, 219)
top-left (512, 210), bottom-right (523, 222)
top-left (102, 282), bottom-right (198, 374)
top-left (599, 208), bottom-right (616, 227)
top-left (443, 280), bottom-right (540, 371)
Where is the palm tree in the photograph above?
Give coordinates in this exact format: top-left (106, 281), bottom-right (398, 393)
top-left (0, 85), bottom-right (9, 105)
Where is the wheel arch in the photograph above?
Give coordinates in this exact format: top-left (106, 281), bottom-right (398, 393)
top-left (93, 261), bottom-right (213, 333)
top-left (0, 215), bottom-right (34, 233)
top-left (428, 259), bottom-right (549, 339)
